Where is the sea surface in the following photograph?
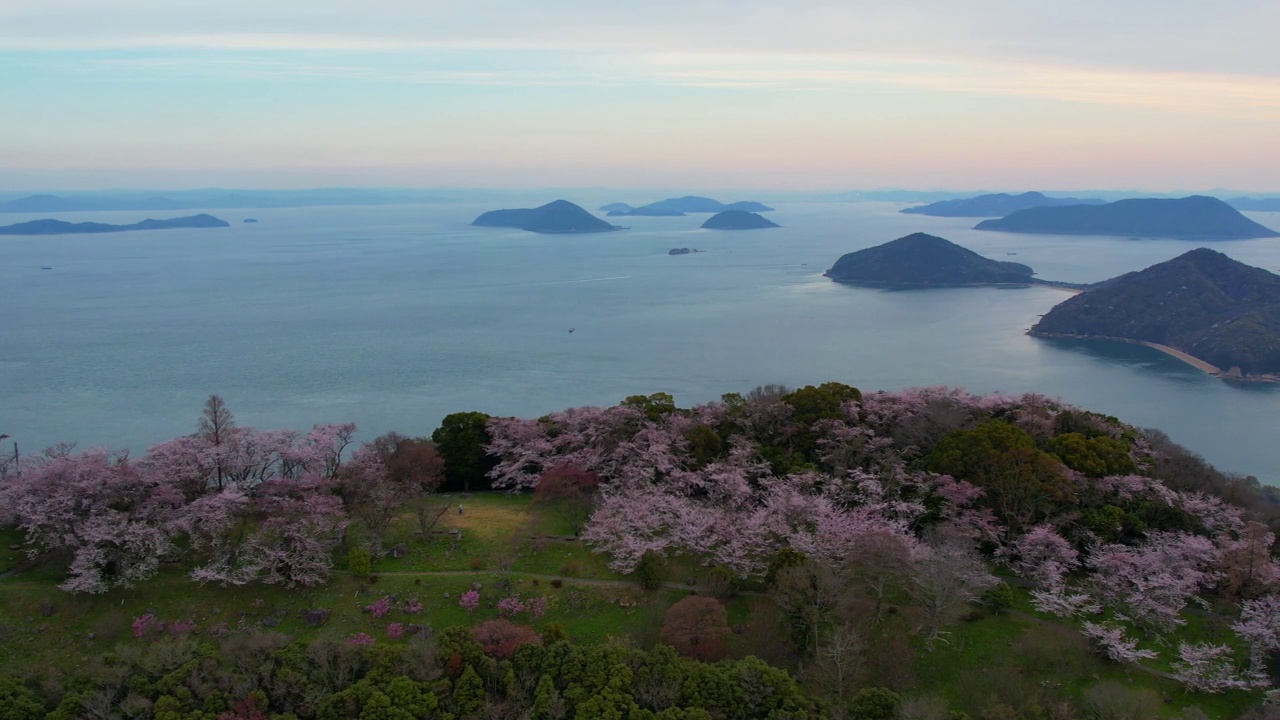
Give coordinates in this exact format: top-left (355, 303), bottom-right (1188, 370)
top-left (2, 199), bottom-right (1279, 483)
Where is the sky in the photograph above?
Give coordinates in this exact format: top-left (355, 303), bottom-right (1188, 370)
top-left (2, 0), bottom-right (1279, 191)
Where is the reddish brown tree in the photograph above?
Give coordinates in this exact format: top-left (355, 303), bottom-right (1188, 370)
top-left (534, 463), bottom-right (599, 537)
top-left (659, 595), bottom-right (731, 661)
top-left (472, 619), bottom-right (542, 660)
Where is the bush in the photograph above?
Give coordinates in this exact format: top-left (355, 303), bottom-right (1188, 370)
top-left (634, 551), bottom-right (668, 590)
top-left (472, 620), bottom-right (541, 660)
top-left (347, 548), bottom-right (372, 576)
top-left (706, 565), bottom-right (742, 600)
top-left (659, 596), bottom-right (730, 661)
top-left (981, 582), bottom-right (1016, 614)
top-left (847, 687), bottom-right (901, 720)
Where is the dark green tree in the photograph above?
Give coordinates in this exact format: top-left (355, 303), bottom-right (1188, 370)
top-left (452, 665), bottom-right (486, 719)
top-left (431, 412), bottom-right (496, 492)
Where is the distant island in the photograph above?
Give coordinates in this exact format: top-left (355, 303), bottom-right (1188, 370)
top-left (602, 196), bottom-right (775, 216)
top-left (975, 196), bottom-right (1280, 239)
top-left (900, 191), bottom-right (1105, 217)
top-left (608, 207), bottom-right (684, 217)
top-left (668, 247), bottom-right (703, 255)
top-left (1032, 248), bottom-right (1280, 379)
top-left (471, 200), bottom-right (620, 234)
top-left (243, 218), bottom-right (259, 223)
top-left (701, 211), bottom-right (779, 230)
top-left (0, 214), bottom-right (230, 236)
top-left (1227, 197), bottom-right (1280, 212)
top-left (824, 232), bottom-right (1043, 287)
top-left (0, 188), bottom-right (455, 213)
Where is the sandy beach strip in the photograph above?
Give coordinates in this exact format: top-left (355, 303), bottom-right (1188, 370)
top-left (1138, 341), bottom-right (1223, 374)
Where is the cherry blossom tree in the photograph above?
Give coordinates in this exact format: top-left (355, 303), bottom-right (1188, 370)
top-left (1232, 594), bottom-right (1280, 682)
top-left (1002, 524), bottom-right (1079, 589)
top-left (1080, 622), bottom-right (1158, 663)
top-left (1, 448), bottom-right (184, 593)
top-left (1088, 531), bottom-right (1220, 633)
top-left (190, 478), bottom-right (346, 587)
top-left (1171, 642), bottom-right (1252, 693)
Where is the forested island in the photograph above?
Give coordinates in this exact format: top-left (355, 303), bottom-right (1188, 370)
top-left (1032, 248), bottom-right (1280, 379)
top-left (900, 191), bottom-right (1105, 217)
top-left (825, 232), bottom-right (1040, 287)
top-left (471, 200), bottom-right (620, 234)
top-left (1, 387), bottom-right (1278, 719)
top-left (0, 214), bottom-right (230, 235)
top-left (975, 196), bottom-right (1280, 239)
top-left (700, 210), bottom-right (779, 230)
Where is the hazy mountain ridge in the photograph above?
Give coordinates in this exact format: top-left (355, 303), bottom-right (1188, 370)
top-left (975, 196), bottom-right (1280, 239)
top-left (900, 191), bottom-right (1106, 217)
top-left (602, 196), bottom-right (775, 216)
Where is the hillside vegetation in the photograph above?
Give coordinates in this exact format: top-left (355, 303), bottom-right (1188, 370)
top-left (2, 388), bottom-right (1278, 719)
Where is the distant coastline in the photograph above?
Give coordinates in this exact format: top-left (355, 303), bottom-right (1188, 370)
top-left (1029, 330), bottom-right (1280, 382)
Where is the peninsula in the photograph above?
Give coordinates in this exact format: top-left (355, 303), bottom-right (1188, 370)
top-left (1031, 248), bottom-right (1280, 379)
top-left (0, 214), bottom-right (230, 235)
top-left (824, 232), bottom-right (1039, 287)
top-left (471, 200), bottom-right (620, 234)
top-left (701, 211), bottom-right (779, 230)
top-left (974, 196), bottom-right (1280, 240)
top-left (900, 191), bottom-right (1105, 217)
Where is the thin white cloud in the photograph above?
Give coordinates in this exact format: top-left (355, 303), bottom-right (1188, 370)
top-left (38, 40), bottom-right (1280, 120)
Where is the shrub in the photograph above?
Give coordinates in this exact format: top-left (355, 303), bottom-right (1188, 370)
top-left (459, 591), bottom-right (480, 613)
top-left (347, 547), bottom-right (372, 576)
top-left (634, 551), bottom-right (668, 591)
top-left (659, 596), bottom-right (730, 661)
top-left (981, 582), bottom-right (1016, 614)
top-left (847, 687), bottom-right (901, 720)
top-left (706, 565), bottom-right (742, 600)
top-left (364, 595), bottom-right (393, 618)
top-left (472, 620), bottom-right (541, 660)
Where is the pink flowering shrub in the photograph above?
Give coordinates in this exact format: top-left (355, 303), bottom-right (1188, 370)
top-left (347, 632), bottom-right (375, 647)
top-left (386, 623), bottom-right (405, 639)
top-left (168, 619), bottom-right (198, 636)
top-left (132, 613), bottom-right (161, 639)
top-left (404, 598), bottom-right (423, 614)
top-left (459, 590), bottom-right (480, 612)
top-left (497, 597), bottom-right (525, 617)
top-left (526, 596), bottom-right (549, 618)
top-left (364, 595), bottom-right (393, 618)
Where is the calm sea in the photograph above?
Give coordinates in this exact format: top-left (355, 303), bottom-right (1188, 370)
top-left (2, 200), bottom-right (1278, 483)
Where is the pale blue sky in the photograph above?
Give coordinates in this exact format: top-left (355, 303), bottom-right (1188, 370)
top-left (3, 0), bottom-right (1279, 191)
